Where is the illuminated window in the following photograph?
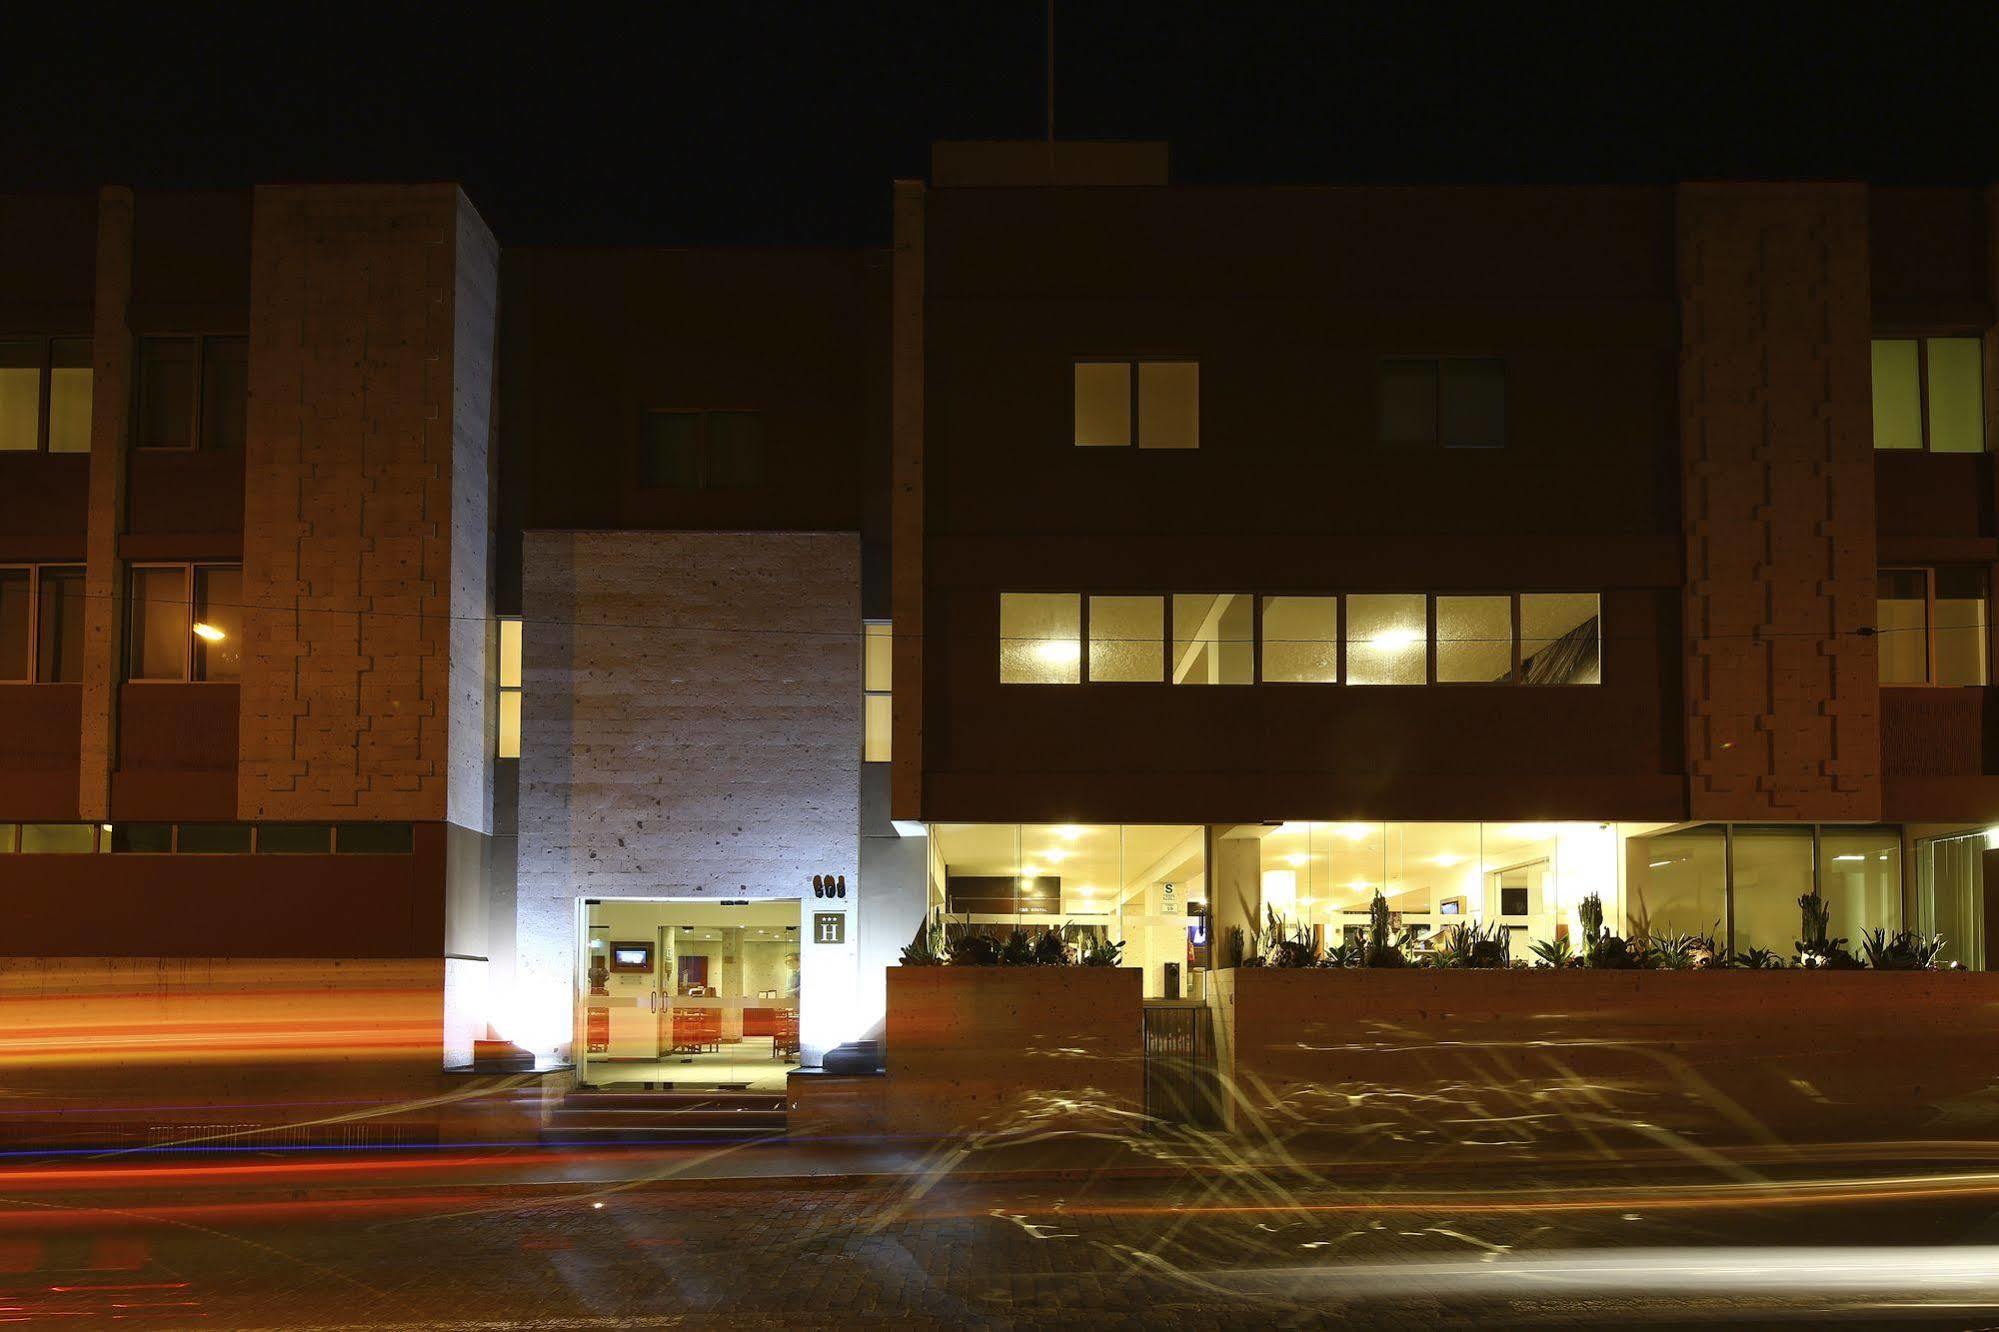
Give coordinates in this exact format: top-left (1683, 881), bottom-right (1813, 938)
top-left (0, 564), bottom-right (84, 683)
top-left (1171, 594), bottom-right (1252, 684)
top-left (0, 338), bottom-right (90, 454)
top-left (1346, 594), bottom-right (1427, 685)
top-left (1379, 357), bottom-right (1506, 447)
top-left (136, 336), bottom-right (246, 451)
top-left (1088, 596), bottom-right (1164, 682)
top-left (1000, 593), bottom-right (1080, 684)
top-left (498, 616), bottom-right (523, 759)
top-left (1435, 595), bottom-right (1514, 683)
top-left (128, 563), bottom-right (242, 682)
top-left (1873, 337), bottom-right (1984, 453)
top-left (863, 620), bottom-right (892, 761)
top-left (1879, 567), bottom-right (1988, 686)
top-left (1259, 596), bottom-right (1338, 683)
top-left (1519, 593), bottom-right (1600, 685)
top-left (639, 410), bottom-right (764, 488)
top-left (1072, 360), bottom-right (1198, 449)
top-left (19, 823), bottom-right (101, 853)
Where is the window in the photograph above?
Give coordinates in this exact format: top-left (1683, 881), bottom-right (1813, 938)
top-left (1259, 596), bottom-right (1338, 683)
top-left (1088, 596), bottom-right (1164, 682)
top-left (497, 616), bottom-right (523, 759)
top-left (1072, 360), bottom-right (1199, 449)
top-left (1379, 357), bottom-right (1506, 447)
top-left (639, 410), bottom-right (764, 489)
top-left (999, 593), bottom-right (1080, 684)
top-left (1171, 594), bottom-right (1251, 684)
top-left (1519, 593), bottom-right (1601, 685)
top-left (256, 823), bottom-right (333, 854)
top-left (1878, 567), bottom-right (1988, 686)
top-left (1346, 594), bottom-right (1428, 685)
top-left (110, 824), bottom-right (173, 853)
top-left (863, 620), bottom-right (892, 761)
top-left (128, 563), bottom-right (242, 681)
top-left (1872, 337), bottom-right (1984, 453)
top-left (335, 823), bottom-right (414, 854)
top-left (175, 824), bottom-right (253, 854)
top-left (0, 338), bottom-right (91, 454)
top-left (19, 823), bottom-right (101, 853)
top-left (135, 336), bottom-right (247, 451)
top-left (0, 565), bottom-right (85, 683)
top-left (1435, 595), bottom-right (1514, 683)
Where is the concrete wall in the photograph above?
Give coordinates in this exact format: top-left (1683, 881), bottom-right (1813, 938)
top-left (1207, 967), bottom-right (1999, 1153)
top-left (514, 530), bottom-right (860, 1060)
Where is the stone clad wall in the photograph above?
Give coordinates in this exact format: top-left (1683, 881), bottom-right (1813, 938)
top-left (513, 530), bottom-right (860, 1057)
top-left (238, 185), bottom-right (497, 825)
top-left (1677, 184), bottom-right (1879, 821)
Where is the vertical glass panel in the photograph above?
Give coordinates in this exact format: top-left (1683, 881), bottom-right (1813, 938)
top-left (336, 823), bottom-right (414, 854)
top-left (256, 823), bottom-right (333, 853)
top-left (137, 337), bottom-right (197, 449)
top-left (497, 690), bottom-right (522, 760)
top-left (862, 621), bottom-right (891, 693)
top-left (1876, 569), bottom-right (1930, 684)
top-left (0, 825), bottom-right (17, 852)
top-left (175, 823), bottom-right (252, 853)
top-left (1137, 361), bottom-right (1199, 450)
top-left (0, 343), bottom-right (41, 451)
top-left (36, 567), bottom-right (84, 684)
top-left (1918, 832), bottom-right (1984, 970)
top-left (1378, 359), bottom-right (1437, 444)
top-left (200, 336), bottom-right (249, 452)
top-left (129, 566), bottom-right (190, 681)
top-left (704, 411), bottom-right (763, 487)
top-left (1088, 595), bottom-right (1164, 682)
top-left (640, 412), bottom-right (703, 487)
top-left (1121, 824), bottom-right (1204, 998)
top-left (1345, 593), bottom-right (1426, 685)
top-left (20, 824), bottom-right (99, 853)
top-left (1170, 593), bottom-right (1252, 684)
top-left (1870, 339), bottom-right (1923, 450)
top-left (1925, 337), bottom-right (1984, 454)
top-left (499, 618), bottom-right (524, 689)
top-left (1626, 825), bottom-right (1727, 944)
top-left (1818, 826), bottom-right (1900, 945)
top-left (999, 593), bottom-right (1080, 684)
top-left (1260, 595), bottom-right (1338, 683)
top-left (47, 340), bottom-right (92, 454)
top-left (1933, 566), bottom-right (1988, 686)
top-left (192, 565), bottom-right (242, 681)
top-left (110, 824), bottom-right (173, 853)
top-left (1435, 595), bottom-right (1513, 683)
top-left (1520, 593), bottom-right (1601, 684)
top-left (1730, 826), bottom-right (1816, 957)
top-left (1441, 359), bottom-right (1506, 448)
top-left (0, 569), bottom-right (27, 680)
top-left (863, 694), bottom-right (891, 762)
top-left (1073, 362), bottom-right (1131, 446)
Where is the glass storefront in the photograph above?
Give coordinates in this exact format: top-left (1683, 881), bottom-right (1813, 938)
top-left (1916, 830), bottom-right (1987, 970)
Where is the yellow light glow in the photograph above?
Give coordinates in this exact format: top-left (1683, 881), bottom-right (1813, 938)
top-left (1052, 825), bottom-right (1084, 840)
top-left (1283, 853), bottom-right (1307, 868)
top-left (1041, 848), bottom-right (1069, 864)
top-left (1434, 854), bottom-right (1463, 868)
top-left (1348, 878), bottom-right (1372, 890)
top-left (1338, 823), bottom-right (1374, 841)
top-left (192, 622), bottom-right (226, 642)
top-left (1372, 627), bottom-right (1423, 650)
top-left (1034, 639), bottom-right (1080, 667)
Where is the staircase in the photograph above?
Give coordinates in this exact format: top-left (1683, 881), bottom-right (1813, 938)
top-left (540, 1087), bottom-right (788, 1146)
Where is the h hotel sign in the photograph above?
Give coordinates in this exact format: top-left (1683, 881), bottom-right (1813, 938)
top-left (812, 912), bottom-right (846, 945)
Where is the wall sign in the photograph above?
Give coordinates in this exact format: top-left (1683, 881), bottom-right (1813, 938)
top-left (812, 912), bottom-right (846, 945)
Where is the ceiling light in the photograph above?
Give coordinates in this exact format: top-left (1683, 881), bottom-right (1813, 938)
top-left (1338, 823), bottom-right (1373, 841)
top-left (1348, 879), bottom-right (1372, 890)
top-left (192, 622), bottom-right (226, 642)
top-left (1041, 849), bottom-right (1069, 864)
top-left (1433, 854), bottom-right (1463, 868)
top-left (1052, 825), bottom-right (1083, 840)
top-left (1034, 639), bottom-right (1080, 667)
top-left (1283, 853), bottom-right (1307, 868)
top-left (1832, 854), bottom-right (1865, 862)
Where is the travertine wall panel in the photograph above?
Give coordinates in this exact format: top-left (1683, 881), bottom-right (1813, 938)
top-left (1678, 185), bottom-right (1879, 821)
top-left (239, 185), bottom-right (496, 825)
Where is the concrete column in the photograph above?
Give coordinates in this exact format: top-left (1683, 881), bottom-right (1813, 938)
top-left (889, 180), bottom-right (925, 821)
top-left (78, 187), bottom-right (135, 821)
top-left (1208, 826), bottom-right (1263, 966)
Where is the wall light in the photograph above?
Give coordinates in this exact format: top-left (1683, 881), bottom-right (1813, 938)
top-left (192, 622), bottom-right (226, 642)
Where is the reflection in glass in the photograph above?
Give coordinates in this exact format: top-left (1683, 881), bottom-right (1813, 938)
top-left (1171, 594), bottom-right (1251, 684)
top-left (1918, 832), bottom-right (1984, 970)
top-left (1730, 826), bottom-right (1815, 956)
top-left (1627, 826), bottom-right (1726, 944)
top-left (1520, 593), bottom-right (1600, 685)
top-left (999, 593), bottom-right (1080, 684)
top-left (129, 567), bottom-right (190, 681)
top-left (1346, 594), bottom-right (1426, 685)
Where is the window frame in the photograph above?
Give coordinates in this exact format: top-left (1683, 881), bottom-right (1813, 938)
top-left (497, 615), bottom-right (523, 759)
top-left (0, 336), bottom-right (91, 455)
top-left (1376, 355), bottom-right (1508, 449)
top-left (125, 561), bottom-right (243, 683)
top-left (637, 408), bottom-right (765, 491)
top-left (133, 334), bottom-right (248, 453)
top-left (1429, 591), bottom-right (1521, 686)
top-left (1878, 564), bottom-right (1990, 687)
top-left (1071, 356), bottom-right (1200, 450)
top-left (862, 619), bottom-right (892, 761)
top-left (0, 562), bottom-right (88, 684)
top-left (1871, 334), bottom-right (1986, 455)
top-left (1254, 594), bottom-right (1341, 685)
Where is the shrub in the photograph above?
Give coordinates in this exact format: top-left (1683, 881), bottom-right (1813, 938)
top-left (898, 909), bottom-right (943, 966)
top-left (1362, 890), bottom-right (1411, 968)
top-left (1079, 933), bottom-right (1124, 967)
top-left (1859, 927), bottom-right (1946, 971)
top-left (1000, 929), bottom-right (1035, 966)
top-left (1794, 890), bottom-right (1863, 969)
top-left (946, 930), bottom-right (1001, 967)
top-left (1434, 920), bottom-right (1511, 969)
top-left (1265, 906), bottom-right (1321, 968)
top-left (1529, 935), bottom-right (1575, 969)
top-left (1032, 927), bottom-right (1072, 966)
top-left (1732, 946), bottom-right (1785, 970)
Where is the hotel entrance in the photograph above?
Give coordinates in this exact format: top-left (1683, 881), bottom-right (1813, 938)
top-left (578, 898), bottom-right (802, 1091)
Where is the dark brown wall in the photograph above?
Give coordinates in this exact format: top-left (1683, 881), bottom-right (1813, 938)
top-left (0, 822), bottom-right (447, 957)
top-left (112, 684), bottom-right (238, 820)
top-left (919, 186), bottom-right (1685, 823)
top-left (0, 194), bottom-right (96, 556)
top-left (1870, 186), bottom-right (1989, 329)
top-left (499, 247), bottom-right (884, 610)
top-left (0, 686), bottom-right (82, 821)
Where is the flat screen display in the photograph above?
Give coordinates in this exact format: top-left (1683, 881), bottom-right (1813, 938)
top-left (612, 945), bottom-right (651, 969)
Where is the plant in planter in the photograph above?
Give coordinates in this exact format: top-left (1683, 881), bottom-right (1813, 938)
top-left (1576, 891), bottom-right (1643, 969)
top-left (1079, 933), bottom-right (1124, 967)
top-left (1794, 890), bottom-right (1863, 969)
top-left (1647, 930), bottom-right (1721, 970)
top-left (899, 909), bottom-right (944, 965)
top-left (1732, 945), bottom-right (1785, 970)
top-left (1032, 926), bottom-right (1073, 966)
top-left (1433, 919), bottom-right (1511, 969)
top-left (1362, 890), bottom-right (1411, 968)
top-left (1529, 934), bottom-right (1575, 969)
top-left (1858, 927), bottom-right (1946, 971)
top-left (1322, 935), bottom-right (1364, 968)
top-left (945, 929), bottom-right (1001, 967)
top-left (999, 929), bottom-right (1036, 966)
top-left (1265, 906), bottom-right (1321, 968)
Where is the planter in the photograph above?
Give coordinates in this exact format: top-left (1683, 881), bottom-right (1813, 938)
top-left (1208, 967), bottom-right (1999, 1154)
top-left (885, 967), bottom-right (1143, 1136)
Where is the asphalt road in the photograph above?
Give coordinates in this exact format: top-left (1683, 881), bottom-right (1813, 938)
top-left (5, 1145), bottom-right (1999, 1328)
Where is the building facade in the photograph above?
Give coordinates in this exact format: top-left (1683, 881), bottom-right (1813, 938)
top-left (2, 151), bottom-right (1996, 1136)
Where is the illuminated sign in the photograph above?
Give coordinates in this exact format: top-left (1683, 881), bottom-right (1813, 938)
top-left (812, 912), bottom-right (846, 945)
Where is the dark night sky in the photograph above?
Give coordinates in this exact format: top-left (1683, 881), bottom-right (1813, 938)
top-left (5, 4), bottom-right (1998, 247)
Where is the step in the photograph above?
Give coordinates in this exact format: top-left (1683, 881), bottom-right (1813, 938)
top-left (551, 1109), bottom-right (788, 1131)
top-left (566, 1090), bottom-right (784, 1110)
top-left (538, 1123), bottom-right (785, 1145)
